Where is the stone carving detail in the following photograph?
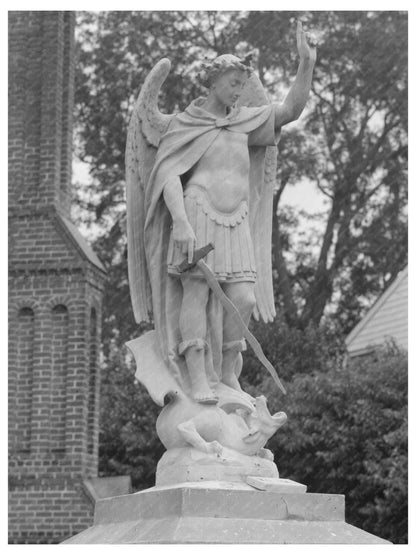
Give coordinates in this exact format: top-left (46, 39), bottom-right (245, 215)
top-left (126, 23), bottom-right (316, 484)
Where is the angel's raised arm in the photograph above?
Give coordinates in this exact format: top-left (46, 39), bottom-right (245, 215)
top-left (273, 21), bottom-right (317, 129)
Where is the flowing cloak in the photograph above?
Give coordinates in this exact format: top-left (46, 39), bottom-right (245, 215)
top-left (138, 99), bottom-right (280, 396)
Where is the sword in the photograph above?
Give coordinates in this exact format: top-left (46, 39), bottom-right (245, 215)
top-left (176, 243), bottom-right (287, 395)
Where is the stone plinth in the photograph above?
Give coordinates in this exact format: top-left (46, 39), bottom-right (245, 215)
top-left (63, 482), bottom-right (390, 544)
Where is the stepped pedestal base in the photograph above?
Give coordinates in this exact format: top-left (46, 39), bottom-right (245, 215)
top-left (63, 481), bottom-right (390, 544)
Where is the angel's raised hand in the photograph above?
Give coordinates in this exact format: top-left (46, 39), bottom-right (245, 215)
top-left (296, 20), bottom-right (317, 63)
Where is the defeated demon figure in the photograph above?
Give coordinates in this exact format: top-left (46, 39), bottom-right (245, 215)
top-left (157, 394), bottom-right (287, 458)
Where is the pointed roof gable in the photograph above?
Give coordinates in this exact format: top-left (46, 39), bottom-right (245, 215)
top-left (346, 266), bottom-right (408, 356)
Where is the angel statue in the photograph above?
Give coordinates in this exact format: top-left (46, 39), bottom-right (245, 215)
top-left (126, 22), bottom-right (316, 483)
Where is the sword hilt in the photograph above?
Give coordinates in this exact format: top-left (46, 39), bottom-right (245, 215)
top-left (176, 243), bottom-right (214, 273)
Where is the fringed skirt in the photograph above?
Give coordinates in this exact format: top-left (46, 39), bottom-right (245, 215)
top-left (167, 186), bottom-right (256, 282)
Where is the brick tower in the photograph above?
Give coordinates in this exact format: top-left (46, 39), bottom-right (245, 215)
top-left (8, 12), bottom-right (107, 543)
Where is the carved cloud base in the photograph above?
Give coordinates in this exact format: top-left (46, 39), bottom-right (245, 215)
top-left (155, 446), bottom-right (278, 487)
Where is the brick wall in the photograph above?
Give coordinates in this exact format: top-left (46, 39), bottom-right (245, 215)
top-left (8, 11), bottom-right (106, 543)
top-left (8, 480), bottom-right (94, 544)
top-left (8, 273), bottom-right (104, 543)
top-left (8, 11), bottom-right (74, 215)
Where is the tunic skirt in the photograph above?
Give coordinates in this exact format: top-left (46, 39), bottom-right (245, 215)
top-left (167, 186), bottom-right (256, 282)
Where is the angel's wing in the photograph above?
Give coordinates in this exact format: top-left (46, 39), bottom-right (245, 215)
top-left (126, 58), bottom-right (175, 324)
top-left (237, 73), bottom-right (279, 323)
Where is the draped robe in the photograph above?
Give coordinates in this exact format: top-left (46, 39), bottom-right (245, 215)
top-left (141, 99), bottom-right (278, 396)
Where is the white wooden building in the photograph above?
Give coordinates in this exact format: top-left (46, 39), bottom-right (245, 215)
top-left (345, 266), bottom-right (408, 357)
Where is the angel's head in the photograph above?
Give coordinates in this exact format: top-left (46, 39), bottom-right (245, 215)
top-left (198, 54), bottom-right (253, 108)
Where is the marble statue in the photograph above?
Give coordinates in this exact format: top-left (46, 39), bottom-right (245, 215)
top-left (126, 21), bottom-right (316, 485)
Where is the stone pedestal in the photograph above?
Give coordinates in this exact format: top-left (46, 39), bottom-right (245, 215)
top-left (63, 481), bottom-right (390, 544)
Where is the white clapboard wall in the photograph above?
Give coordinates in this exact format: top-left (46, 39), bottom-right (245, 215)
top-left (346, 266), bottom-right (408, 357)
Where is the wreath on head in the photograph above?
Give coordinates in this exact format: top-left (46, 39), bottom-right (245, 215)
top-left (197, 53), bottom-right (254, 88)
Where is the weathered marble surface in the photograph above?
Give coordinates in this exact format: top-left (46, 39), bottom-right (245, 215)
top-left (63, 484), bottom-right (391, 544)
top-left (127, 331), bottom-right (286, 485)
top-left (122, 25), bottom-right (318, 494)
top-left (155, 446), bottom-right (278, 487)
top-left (246, 476), bottom-right (307, 493)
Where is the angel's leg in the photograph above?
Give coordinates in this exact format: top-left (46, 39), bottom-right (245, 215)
top-left (221, 281), bottom-right (256, 391)
top-left (179, 275), bottom-right (218, 404)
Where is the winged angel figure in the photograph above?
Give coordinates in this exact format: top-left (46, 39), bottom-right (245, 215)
top-left (126, 22), bottom-right (316, 409)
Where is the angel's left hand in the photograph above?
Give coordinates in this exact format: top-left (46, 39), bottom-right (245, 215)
top-left (296, 20), bottom-right (317, 63)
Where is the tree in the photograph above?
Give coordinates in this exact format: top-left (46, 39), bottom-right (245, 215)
top-left (266, 343), bottom-right (408, 544)
top-left (98, 343), bottom-right (163, 489)
top-left (73, 11), bottom-right (407, 338)
top-left (239, 11), bottom-right (408, 329)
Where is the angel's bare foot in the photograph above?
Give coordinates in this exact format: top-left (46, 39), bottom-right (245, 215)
top-left (180, 336), bottom-right (218, 404)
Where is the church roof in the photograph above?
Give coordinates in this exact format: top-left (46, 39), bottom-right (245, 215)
top-left (58, 213), bottom-right (106, 274)
top-left (345, 266), bottom-right (408, 357)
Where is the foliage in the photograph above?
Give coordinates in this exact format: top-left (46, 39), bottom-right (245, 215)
top-left (98, 318), bottom-right (408, 544)
top-left (241, 314), bottom-right (345, 393)
top-left (73, 10), bottom-right (407, 336)
top-left (98, 342), bottom-right (163, 490)
top-left (265, 343), bottom-right (408, 544)
top-left (241, 11), bottom-right (408, 328)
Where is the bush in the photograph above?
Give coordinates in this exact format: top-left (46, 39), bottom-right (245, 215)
top-left (98, 345), bottom-right (164, 490)
top-left (100, 316), bottom-right (407, 544)
top-left (265, 343), bottom-right (407, 544)
top-left (241, 315), bottom-right (345, 393)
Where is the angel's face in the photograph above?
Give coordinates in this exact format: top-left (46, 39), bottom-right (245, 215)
top-left (211, 69), bottom-right (248, 108)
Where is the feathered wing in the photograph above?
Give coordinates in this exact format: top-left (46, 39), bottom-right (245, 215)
top-left (237, 73), bottom-right (279, 323)
top-left (125, 58), bottom-right (174, 324)
top-left (251, 145), bottom-right (278, 323)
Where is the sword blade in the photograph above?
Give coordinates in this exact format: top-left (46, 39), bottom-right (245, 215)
top-left (196, 259), bottom-right (286, 395)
